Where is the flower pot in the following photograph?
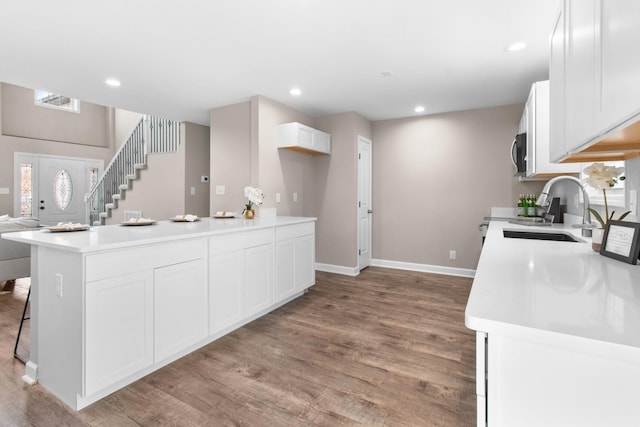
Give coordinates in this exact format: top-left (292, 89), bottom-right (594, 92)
top-left (592, 228), bottom-right (604, 252)
top-left (243, 209), bottom-right (255, 219)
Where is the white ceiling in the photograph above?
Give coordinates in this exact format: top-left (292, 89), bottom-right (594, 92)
top-left (0, 0), bottom-right (561, 126)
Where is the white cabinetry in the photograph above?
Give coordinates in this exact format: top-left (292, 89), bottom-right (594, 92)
top-left (522, 80), bottom-right (580, 179)
top-left (549, 4), bottom-right (568, 163)
top-left (598, 1), bottom-right (640, 132)
top-left (275, 222), bottom-right (315, 301)
top-left (85, 270), bottom-right (153, 396)
top-left (9, 217), bottom-right (316, 410)
top-left (154, 259), bottom-right (207, 362)
top-left (549, 0), bottom-right (640, 162)
top-left (209, 229), bottom-right (274, 334)
top-left (277, 122), bottom-right (331, 155)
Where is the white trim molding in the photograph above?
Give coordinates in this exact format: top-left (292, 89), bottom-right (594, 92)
top-left (371, 259), bottom-right (476, 278)
top-left (315, 260), bottom-right (476, 278)
top-left (315, 263), bottom-right (360, 277)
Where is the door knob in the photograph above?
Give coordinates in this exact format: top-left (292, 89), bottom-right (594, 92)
top-left (40, 206), bottom-right (45, 210)
top-left (368, 209), bottom-right (373, 214)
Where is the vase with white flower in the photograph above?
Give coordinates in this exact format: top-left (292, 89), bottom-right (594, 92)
top-left (243, 186), bottom-right (264, 219)
top-left (583, 162), bottom-right (630, 251)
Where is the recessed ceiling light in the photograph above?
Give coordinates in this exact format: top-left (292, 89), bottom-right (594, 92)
top-left (506, 42), bottom-right (527, 52)
top-left (105, 78), bottom-right (121, 87)
top-left (290, 88), bottom-right (302, 96)
top-left (380, 71), bottom-right (394, 78)
top-left (414, 106), bottom-right (425, 113)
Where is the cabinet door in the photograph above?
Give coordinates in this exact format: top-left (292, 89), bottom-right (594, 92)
top-left (294, 234), bottom-right (315, 291)
top-left (313, 130), bottom-right (331, 154)
top-left (85, 271), bottom-right (153, 396)
top-left (275, 239), bottom-right (296, 301)
top-left (566, 0), bottom-right (597, 149)
top-left (244, 243), bottom-right (274, 317)
top-left (209, 250), bottom-right (244, 334)
top-left (154, 259), bottom-right (207, 362)
top-left (549, 3), bottom-right (568, 162)
top-left (598, 0), bottom-right (640, 133)
top-left (298, 126), bottom-right (314, 150)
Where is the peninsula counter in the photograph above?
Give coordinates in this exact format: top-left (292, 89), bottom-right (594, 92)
top-left (3, 216), bottom-right (316, 410)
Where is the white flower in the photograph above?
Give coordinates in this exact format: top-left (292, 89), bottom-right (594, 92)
top-left (583, 162), bottom-right (624, 190)
top-left (244, 186), bottom-right (264, 207)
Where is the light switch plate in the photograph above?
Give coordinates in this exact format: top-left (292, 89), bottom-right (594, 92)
top-left (0, 187), bottom-right (9, 195)
top-left (215, 185), bottom-right (225, 195)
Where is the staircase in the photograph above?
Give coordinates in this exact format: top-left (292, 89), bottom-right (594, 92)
top-left (86, 116), bottom-right (182, 225)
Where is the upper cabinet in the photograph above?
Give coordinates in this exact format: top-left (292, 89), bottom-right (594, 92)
top-left (277, 122), bottom-right (331, 155)
top-left (549, 0), bottom-right (640, 163)
top-left (522, 80), bottom-right (581, 179)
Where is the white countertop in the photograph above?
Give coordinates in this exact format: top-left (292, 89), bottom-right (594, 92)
top-left (1, 216), bottom-right (315, 254)
top-left (465, 220), bottom-right (640, 349)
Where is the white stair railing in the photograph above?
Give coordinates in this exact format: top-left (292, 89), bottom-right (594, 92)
top-left (86, 115), bottom-right (181, 225)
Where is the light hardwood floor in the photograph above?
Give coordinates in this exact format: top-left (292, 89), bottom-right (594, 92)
top-left (0, 268), bottom-right (476, 426)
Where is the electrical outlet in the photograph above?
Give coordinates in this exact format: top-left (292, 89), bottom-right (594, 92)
top-left (55, 273), bottom-right (63, 297)
top-left (293, 192), bottom-right (298, 202)
top-left (190, 186), bottom-right (196, 196)
top-left (215, 185), bottom-right (225, 195)
top-left (276, 192), bottom-right (281, 203)
top-left (449, 250), bottom-right (456, 260)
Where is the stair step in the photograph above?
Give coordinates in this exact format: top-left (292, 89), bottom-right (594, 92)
top-left (105, 203), bottom-right (115, 210)
top-left (127, 174), bottom-right (137, 180)
top-left (112, 194), bottom-right (121, 200)
top-left (118, 184), bottom-right (129, 191)
top-left (99, 212), bottom-right (109, 219)
top-left (134, 163), bottom-right (147, 170)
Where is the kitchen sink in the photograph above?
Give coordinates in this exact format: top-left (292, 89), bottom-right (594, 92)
top-left (503, 229), bottom-right (583, 243)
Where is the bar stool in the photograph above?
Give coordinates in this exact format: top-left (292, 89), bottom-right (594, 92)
top-left (14, 284), bottom-right (30, 364)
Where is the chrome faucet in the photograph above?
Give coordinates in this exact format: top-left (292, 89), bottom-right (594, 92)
top-left (536, 176), bottom-right (593, 237)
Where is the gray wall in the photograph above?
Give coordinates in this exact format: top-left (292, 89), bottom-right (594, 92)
top-left (315, 112), bottom-right (372, 269)
top-left (1, 83), bottom-right (111, 147)
top-left (372, 104), bottom-right (544, 269)
top-left (184, 122), bottom-right (211, 217)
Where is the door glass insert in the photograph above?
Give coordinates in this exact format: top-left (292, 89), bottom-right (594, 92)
top-left (20, 163), bottom-right (33, 217)
top-left (53, 169), bottom-right (73, 211)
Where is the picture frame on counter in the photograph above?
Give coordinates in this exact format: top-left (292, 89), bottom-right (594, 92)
top-left (600, 220), bottom-right (640, 265)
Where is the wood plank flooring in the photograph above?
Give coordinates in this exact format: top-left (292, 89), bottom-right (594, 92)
top-left (0, 268), bottom-right (476, 426)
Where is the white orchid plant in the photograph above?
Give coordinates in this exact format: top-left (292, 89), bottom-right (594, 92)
top-left (583, 162), bottom-right (630, 228)
top-left (243, 186), bottom-right (264, 211)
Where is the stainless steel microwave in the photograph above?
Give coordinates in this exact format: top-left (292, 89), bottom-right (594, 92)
top-left (511, 133), bottom-right (527, 176)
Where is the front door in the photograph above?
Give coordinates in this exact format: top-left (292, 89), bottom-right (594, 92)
top-left (357, 136), bottom-right (372, 270)
top-left (38, 157), bottom-right (88, 225)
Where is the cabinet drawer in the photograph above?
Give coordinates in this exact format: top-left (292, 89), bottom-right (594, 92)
top-left (209, 229), bottom-right (273, 255)
top-left (275, 222), bottom-right (315, 241)
top-left (86, 239), bottom-right (206, 282)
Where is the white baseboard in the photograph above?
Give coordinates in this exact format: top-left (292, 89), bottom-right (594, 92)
top-left (315, 263), bottom-right (360, 276)
top-left (371, 259), bottom-right (476, 278)
top-left (315, 260), bottom-right (475, 278)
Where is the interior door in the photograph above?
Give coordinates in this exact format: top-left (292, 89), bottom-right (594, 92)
top-left (38, 157), bottom-right (87, 225)
top-left (357, 136), bottom-right (372, 270)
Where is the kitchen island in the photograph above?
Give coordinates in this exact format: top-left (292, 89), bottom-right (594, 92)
top-left (3, 216), bottom-right (316, 410)
top-left (466, 220), bottom-right (640, 426)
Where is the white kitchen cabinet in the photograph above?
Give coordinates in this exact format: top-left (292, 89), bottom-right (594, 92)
top-left (566, 0), bottom-right (597, 150)
top-left (549, 2), bottom-right (568, 163)
top-left (6, 217), bottom-right (315, 410)
top-left (244, 243), bottom-right (274, 317)
top-left (85, 270), bottom-right (154, 396)
top-left (275, 222), bottom-right (315, 302)
top-left (154, 259), bottom-right (207, 362)
top-left (209, 228), bottom-right (275, 333)
top-left (277, 122), bottom-right (331, 155)
top-left (209, 249), bottom-right (245, 333)
top-left (597, 0), bottom-right (640, 133)
top-left (549, 0), bottom-right (640, 162)
top-left (522, 80), bottom-right (580, 179)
